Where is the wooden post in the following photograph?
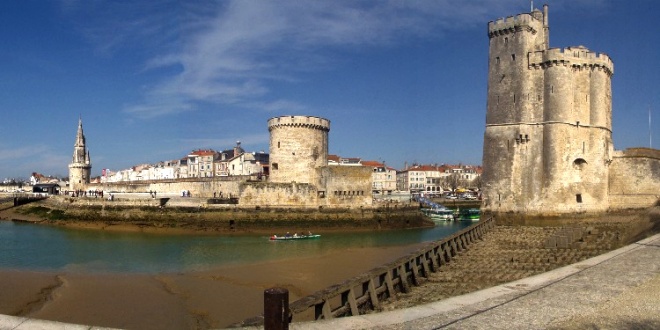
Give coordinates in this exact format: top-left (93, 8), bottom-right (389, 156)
top-left (264, 287), bottom-right (290, 330)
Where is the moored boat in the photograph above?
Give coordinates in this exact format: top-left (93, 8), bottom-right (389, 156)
top-left (421, 207), bottom-right (455, 221)
top-left (456, 208), bottom-right (480, 221)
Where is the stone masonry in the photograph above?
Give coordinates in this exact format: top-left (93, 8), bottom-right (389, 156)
top-left (481, 5), bottom-right (659, 218)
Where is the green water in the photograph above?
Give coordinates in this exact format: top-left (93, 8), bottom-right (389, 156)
top-left (0, 220), bottom-right (471, 273)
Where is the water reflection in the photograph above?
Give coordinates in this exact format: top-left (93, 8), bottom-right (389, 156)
top-left (0, 220), bottom-right (471, 273)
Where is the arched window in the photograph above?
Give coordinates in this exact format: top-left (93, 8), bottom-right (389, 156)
top-left (573, 158), bottom-right (587, 170)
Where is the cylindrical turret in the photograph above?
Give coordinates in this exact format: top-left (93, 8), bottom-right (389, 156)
top-left (268, 115), bottom-right (330, 185)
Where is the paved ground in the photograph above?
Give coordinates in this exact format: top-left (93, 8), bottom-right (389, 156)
top-left (286, 233), bottom-right (660, 330)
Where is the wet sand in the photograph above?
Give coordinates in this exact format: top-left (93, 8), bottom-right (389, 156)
top-left (0, 244), bottom-right (425, 329)
top-left (0, 201), bottom-right (429, 328)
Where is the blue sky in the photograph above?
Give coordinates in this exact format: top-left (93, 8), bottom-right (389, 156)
top-left (1, 0), bottom-right (658, 179)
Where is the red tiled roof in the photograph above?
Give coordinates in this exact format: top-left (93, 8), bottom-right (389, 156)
top-left (360, 160), bottom-right (384, 167)
top-left (189, 149), bottom-right (217, 156)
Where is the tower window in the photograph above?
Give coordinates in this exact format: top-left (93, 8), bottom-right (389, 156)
top-left (504, 37), bottom-right (508, 44)
top-left (511, 54), bottom-right (516, 61)
top-left (573, 158), bottom-right (587, 170)
top-left (576, 194), bottom-right (583, 203)
top-left (496, 57), bottom-right (500, 64)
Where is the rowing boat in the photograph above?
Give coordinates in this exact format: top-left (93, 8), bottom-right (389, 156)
top-left (270, 234), bottom-right (321, 241)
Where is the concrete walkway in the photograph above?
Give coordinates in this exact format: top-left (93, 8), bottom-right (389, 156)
top-left (288, 233), bottom-right (660, 330)
top-left (1, 234), bottom-right (658, 330)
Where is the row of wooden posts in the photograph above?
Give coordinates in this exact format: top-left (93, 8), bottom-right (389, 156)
top-left (259, 216), bottom-right (496, 329)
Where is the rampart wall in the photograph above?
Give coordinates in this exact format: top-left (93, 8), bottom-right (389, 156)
top-left (239, 182), bottom-right (319, 207)
top-left (85, 177), bottom-right (244, 198)
top-left (238, 165), bottom-right (373, 208)
top-left (609, 148), bottom-right (660, 210)
top-left (320, 166), bottom-right (373, 207)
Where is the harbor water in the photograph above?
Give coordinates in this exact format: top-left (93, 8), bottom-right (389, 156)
top-left (0, 220), bottom-right (472, 274)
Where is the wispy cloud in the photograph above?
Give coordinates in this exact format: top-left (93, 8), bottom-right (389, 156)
top-left (0, 144), bottom-right (69, 178)
top-left (66, 0), bottom-right (603, 119)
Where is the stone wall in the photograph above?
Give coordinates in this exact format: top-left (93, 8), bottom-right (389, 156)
top-left (239, 182), bottom-right (319, 207)
top-left (609, 148), bottom-right (660, 210)
top-left (319, 166), bottom-right (373, 207)
top-left (85, 177), bottom-right (244, 198)
top-left (237, 166), bottom-right (373, 208)
top-left (37, 196), bottom-right (428, 231)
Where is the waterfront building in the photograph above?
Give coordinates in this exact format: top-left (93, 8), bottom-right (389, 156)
top-left (187, 149), bottom-right (217, 178)
top-left (68, 118), bottom-right (91, 191)
top-left (360, 160), bottom-right (396, 195)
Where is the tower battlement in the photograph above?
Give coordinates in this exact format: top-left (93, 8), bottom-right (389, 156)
top-left (488, 12), bottom-right (543, 38)
top-left (268, 115), bottom-right (330, 132)
top-left (529, 46), bottom-right (614, 75)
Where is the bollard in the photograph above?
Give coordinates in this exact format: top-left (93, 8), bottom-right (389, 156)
top-left (264, 287), bottom-right (290, 330)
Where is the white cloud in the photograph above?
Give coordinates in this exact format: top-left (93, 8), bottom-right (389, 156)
top-left (69, 0), bottom-right (603, 119)
top-left (0, 144), bottom-right (69, 178)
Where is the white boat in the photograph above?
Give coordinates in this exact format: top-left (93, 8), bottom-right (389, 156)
top-left (421, 207), bottom-right (455, 221)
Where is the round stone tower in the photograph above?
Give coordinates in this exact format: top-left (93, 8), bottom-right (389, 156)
top-left (268, 115), bottom-right (330, 185)
top-left (68, 117), bottom-right (92, 191)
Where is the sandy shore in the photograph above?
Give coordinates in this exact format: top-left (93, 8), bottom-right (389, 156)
top-left (0, 201), bottom-right (430, 329)
top-left (0, 243), bottom-right (424, 329)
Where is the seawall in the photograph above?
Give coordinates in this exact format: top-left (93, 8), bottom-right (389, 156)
top-left (9, 196), bottom-right (432, 233)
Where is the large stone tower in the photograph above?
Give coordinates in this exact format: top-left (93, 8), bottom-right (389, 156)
top-left (68, 118), bottom-right (92, 191)
top-left (481, 6), bottom-right (614, 216)
top-left (267, 115), bottom-right (330, 185)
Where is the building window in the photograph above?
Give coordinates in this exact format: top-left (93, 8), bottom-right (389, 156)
top-left (272, 163), bottom-right (278, 170)
top-left (576, 194), bottom-right (583, 203)
top-left (511, 54), bottom-right (515, 61)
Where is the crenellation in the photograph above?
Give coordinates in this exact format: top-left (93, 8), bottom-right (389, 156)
top-left (528, 47), bottom-right (614, 76)
top-left (488, 13), bottom-right (541, 38)
top-left (267, 115), bottom-right (330, 132)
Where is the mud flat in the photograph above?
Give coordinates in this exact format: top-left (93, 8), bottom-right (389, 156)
top-left (0, 243), bottom-right (428, 329)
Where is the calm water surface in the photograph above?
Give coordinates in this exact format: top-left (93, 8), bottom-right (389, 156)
top-left (0, 220), bottom-right (471, 273)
